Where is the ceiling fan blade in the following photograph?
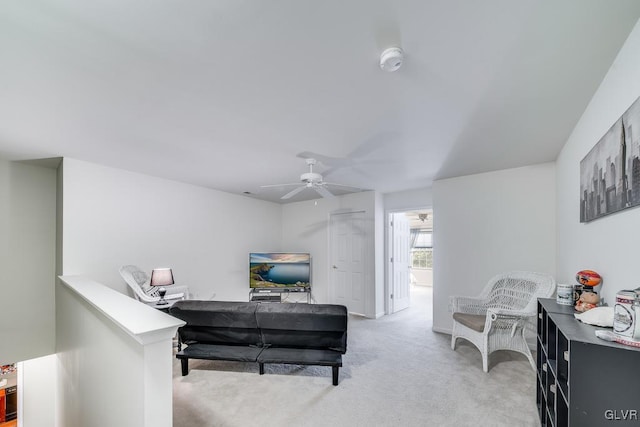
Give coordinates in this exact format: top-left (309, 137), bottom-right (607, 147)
top-left (314, 185), bottom-right (335, 198)
top-left (260, 183), bottom-right (300, 188)
top-left (323, 165), bottom-right (370, 180)
top-left (347, 131), bottom-right (400, 160)
top-left (324, 182), bottom-right (364, 192)
top-left (281, 186), bottom-right (307, 199)
top-left (296, 152), bottom-right (350, 168)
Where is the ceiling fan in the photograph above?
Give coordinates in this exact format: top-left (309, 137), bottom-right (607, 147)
top-left (261, 158), bottom-right (363, 200)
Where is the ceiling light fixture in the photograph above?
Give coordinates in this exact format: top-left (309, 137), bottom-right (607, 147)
top-left (380, 47), bottom-right (404, 72)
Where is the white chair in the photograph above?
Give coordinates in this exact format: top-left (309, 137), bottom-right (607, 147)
top-left (119, 265), bottom-right (191, 304)
top-left (450, 271), bottom-right (556, 372)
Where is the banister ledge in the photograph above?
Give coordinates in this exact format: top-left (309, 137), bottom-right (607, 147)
top-left (58, 275), bottom-right (185, 345)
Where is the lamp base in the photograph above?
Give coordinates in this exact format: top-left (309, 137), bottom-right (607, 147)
top-left (156, 287), bottom-right (168, 305)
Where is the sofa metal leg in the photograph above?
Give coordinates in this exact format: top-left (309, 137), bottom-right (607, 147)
top-left (181, 358), bottom-right (189, 376)
top-left (259, 363), bottom-right (264, 375)
top-left (332, 366), bottom-right (339, 386)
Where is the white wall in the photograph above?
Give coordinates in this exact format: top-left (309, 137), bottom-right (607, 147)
top-left (383, 187), bottom-right (433, 211)
top-left (59, 157), bottom-right (427, 315)
top-left (411, 268), bottom-right (433, 286)
top-left (557, 18), bottom-right (640, 306)
top-left (0, 158), bottom-right (57, 363)
top-left (62, 158), bottom-right (282, 302)
top-left (281, 191), bottom-right (382, 318)
top-left (432, 163), bottom-right (556, 333)
top-left (19, 354), bottom-right (57, 427)
top-left (56, 276), bottom-right (183, 427)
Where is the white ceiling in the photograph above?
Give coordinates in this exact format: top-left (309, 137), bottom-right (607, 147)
top-left (2, 1), bottom-right (640, 203)
top-left (406, 210), bottom-right (433, 230)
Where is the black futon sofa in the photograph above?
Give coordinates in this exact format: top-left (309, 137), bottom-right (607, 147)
top-left (168, 300), bottom-right (348, 385)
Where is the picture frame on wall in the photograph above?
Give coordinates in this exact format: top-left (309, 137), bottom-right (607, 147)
top-left (580, 95), bottom-right (640, 222)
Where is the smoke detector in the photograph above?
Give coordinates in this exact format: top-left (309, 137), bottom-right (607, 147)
top-left (380, 47), bottom-right (403, 72)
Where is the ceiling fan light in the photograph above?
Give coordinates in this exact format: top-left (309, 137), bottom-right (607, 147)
top-left (266, 157), bottom-right (361, 200)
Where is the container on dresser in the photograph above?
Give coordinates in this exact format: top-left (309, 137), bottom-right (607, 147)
top-left (0, 381), bottom-right (17, 423)
top-left (536, 298), bottom-right (640, 427)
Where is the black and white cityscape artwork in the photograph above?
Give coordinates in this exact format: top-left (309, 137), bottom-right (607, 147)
top-left (580, 95), bottom-right (640, 223)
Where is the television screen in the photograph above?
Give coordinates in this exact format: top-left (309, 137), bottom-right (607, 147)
top-left (249, 252), bottom-right (311, 289)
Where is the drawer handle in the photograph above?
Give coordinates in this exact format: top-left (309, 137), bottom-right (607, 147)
top-left (563, 350), bottom-right (569, 361)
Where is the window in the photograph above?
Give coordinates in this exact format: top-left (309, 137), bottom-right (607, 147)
top-left (411, 229), bottom-right (433, 269)
top-left (413, 231), bottom-right (432, 248)
top-left (411, 248), bottom-right (432, 268)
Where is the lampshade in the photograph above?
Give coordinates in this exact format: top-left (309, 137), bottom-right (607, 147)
top-left (150, 268), bottom-right (174, 287)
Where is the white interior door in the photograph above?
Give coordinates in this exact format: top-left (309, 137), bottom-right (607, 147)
top-left (391, 212), bottom-right (411, 313)
top-left (329, 211), bottom-right (366, 316)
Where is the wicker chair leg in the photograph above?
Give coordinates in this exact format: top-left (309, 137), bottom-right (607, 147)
top-left (451, 322), bottom-right (459, 350)
top-left (482, 354), bottom-right (489, 373)
top-left (524, 349), bottom-right (536, 372)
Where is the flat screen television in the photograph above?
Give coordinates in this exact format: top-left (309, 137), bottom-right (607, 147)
top-left (249, 252), bottom-right (311, 290)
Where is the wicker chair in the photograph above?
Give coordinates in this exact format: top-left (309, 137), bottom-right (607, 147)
top-left (450, 271), bottom-right (556, 372)
top-left (119, 265), bottom-right (191, 304)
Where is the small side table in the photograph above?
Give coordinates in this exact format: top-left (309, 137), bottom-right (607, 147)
top-left (145, 298), bottom-right (180, 313)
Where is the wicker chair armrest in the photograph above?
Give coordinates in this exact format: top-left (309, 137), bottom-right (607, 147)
top-left (487, 307), bottom-right (535, 319)
top-left (485, 308), bottom-right (536, 336)
top-left (450, 295), bottom-right (488, 315)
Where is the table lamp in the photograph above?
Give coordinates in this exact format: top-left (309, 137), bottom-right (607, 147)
top-left (150, 268), bottom-right (174, 305)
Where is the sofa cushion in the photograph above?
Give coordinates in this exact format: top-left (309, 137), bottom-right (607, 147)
top-left (259, 329), bottom-right (347, 353)
top-left (255, 303), bottom-right (348, 352)
top-left (452, 312), bottom-right (486, 333)
top-left (170, 300), bottom-right (259, 328)
top-left (258, 347), bottom-right (342, 367)
top-left (177, 343), bottom-right (263, 362)
top-left (177, 325), bottom-right (263, 347)
top-left (170, 300), bottom-right (262, 346)
top-left (255, 303), bottom-right (347, 331)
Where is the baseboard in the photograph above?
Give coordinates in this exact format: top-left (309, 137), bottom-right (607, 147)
top-left (432, 325), bottom-right (452, 335)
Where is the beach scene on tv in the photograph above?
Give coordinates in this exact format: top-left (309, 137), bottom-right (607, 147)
top-left (250, 252), bottom-right (311, 289)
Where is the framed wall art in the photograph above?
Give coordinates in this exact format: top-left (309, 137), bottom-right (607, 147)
top-left (580, 95), bottom-right (640, 222)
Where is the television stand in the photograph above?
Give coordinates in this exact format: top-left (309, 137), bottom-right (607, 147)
top-left (250, 293), bottom-right (281, 302)
top-left (249, 288), bottom-right (312, 304)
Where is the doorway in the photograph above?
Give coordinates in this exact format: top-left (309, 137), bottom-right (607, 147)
top-left (387, 209), bottom-right (433, 314)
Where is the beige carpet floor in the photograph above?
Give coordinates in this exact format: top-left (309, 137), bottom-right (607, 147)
top-left (172, 286), bottom-right (539, 427)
